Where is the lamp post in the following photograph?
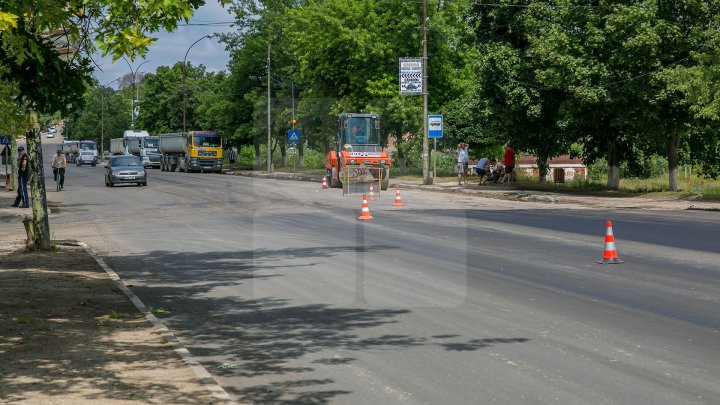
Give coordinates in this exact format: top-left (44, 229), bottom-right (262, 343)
top-left (101, 77), bottom-right (121, 160)
top-left (183, 35), bottom-right (211, 134)
top-left (122, 58), bottom-right (151, 129)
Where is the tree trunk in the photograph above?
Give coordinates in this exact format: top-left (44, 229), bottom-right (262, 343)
top-left (24, 121), bottom-right (51, 251)
top-left (606, 138), bottom-right (620, 190)
top-left (253, 142), bottom-right (261, 169)
top-left (537, 154), bottom-right (549, 182)
top-left (666, 134), bottom-right (679, 192)
top-left (280, 143), bottom-right (287, 167)
top-left (323, 138), bottom-right (330, 155)
top-left (398, 158), bottom-right (407, 175)
top-left (298, 141), bottom-right (304, 167)
top-left (9, 138), bottom-right (18, 191)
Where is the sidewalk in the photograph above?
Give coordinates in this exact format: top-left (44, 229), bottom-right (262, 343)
top-left (0, 189), bottom-right (234, 404)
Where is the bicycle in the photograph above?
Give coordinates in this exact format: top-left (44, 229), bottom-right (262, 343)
top-left (53, 167), bottom-right (65, 191)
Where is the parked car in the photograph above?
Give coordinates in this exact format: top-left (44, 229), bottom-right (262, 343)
top-left (77, 150), bottom-right (97, 167)
top-left (104, 155), bottom-right (147, 187)
top-left (46, 132), bottom-right (55, 138)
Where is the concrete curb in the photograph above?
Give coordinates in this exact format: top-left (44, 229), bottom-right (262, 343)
top-left (225, 169), bottom-right (322, 183)
top-left (76, 241), bottom-right (238, 405)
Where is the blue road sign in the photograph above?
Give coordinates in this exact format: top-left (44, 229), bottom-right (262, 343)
top-left (428, 115), bottom-right (443, 138)
top-left (0, 136), bottom-right (10, 145)
top-left (288, 129), bottom-right (301, 143)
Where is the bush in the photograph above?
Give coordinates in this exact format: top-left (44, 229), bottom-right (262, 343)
top-left (588, 158), bottom-right (608, 181)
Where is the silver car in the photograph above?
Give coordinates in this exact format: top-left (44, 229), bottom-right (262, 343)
top-left (105, 155), bottom-right (147, 187)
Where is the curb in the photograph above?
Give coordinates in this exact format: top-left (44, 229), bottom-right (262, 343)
top-left (76, 241), bottom-right (238, 405)
top-left (225, 170), bottom-right (322, 183)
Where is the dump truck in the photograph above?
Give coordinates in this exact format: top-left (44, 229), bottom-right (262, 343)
top-left (325, 113), bottom-right (390, 190)
top-left (61, 140), bottom-right (79, 163)
top-left (158, 131), bottom-right (223, 173)
top-left (111, 130), bottom-right (150, 163)
top-left (142, 136), bottom-right (161, 168)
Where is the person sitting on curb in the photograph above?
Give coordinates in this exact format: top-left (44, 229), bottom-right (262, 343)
top-left (490, 158), bottom-right (503, 183)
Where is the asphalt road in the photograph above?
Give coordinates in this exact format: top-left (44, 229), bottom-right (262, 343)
top-left (39, 138), bottom-right (720, 404)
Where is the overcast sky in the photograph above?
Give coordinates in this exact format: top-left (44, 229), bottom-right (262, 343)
top-left (92, 0), bottom-right (235, 87)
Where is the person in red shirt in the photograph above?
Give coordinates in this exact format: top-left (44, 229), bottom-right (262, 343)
top-left (503, 143), bottom-right (516, 183)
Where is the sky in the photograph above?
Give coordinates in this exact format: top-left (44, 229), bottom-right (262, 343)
top-left (92, 0), bottom-right (236, 88)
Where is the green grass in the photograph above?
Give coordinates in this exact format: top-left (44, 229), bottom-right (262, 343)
top-left (509, 173), bottom-right (720, 201)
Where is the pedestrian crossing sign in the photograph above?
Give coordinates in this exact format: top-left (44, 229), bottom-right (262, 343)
top-left (287, 129), bottom-right (301, 143)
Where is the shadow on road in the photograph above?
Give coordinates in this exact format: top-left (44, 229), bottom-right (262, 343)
top-left (107, 246), bottom-right (531, 404)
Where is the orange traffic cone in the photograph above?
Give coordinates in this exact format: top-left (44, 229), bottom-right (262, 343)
top-left (392, 186), bottom-right (405, 207)
top-left (368, 182), bottom-right (376, 200)
top-left (358, 194), bottom-right (373, 220)
top-left (597, 221), bottom-right (623, 264)
top-left (321, 175), bottom-right (328, 189)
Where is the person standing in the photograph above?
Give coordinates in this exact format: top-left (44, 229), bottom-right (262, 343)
top-left (503, 142), bottom-right (516, 183)
top-left (456, 141), bottom-right (469, 185)
top-left (51, 149), bottom-right (67, 190)
top-left (12, 146), bottom-right (29, 208)
top-left (228, 146), bottom-right (236, 168)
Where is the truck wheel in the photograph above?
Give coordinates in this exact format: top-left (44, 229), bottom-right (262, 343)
top-left (381, 176), bottom-right (389, 191)
top-left (171, 164), bottom-right (176, 172)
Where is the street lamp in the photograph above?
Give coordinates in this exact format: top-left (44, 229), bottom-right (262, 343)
top-left (122, 57), bottom-right (151, 129)
top-left (101, 77), bottom-right (121, 160)
top-left (183, 35), bottom-right (211, 134)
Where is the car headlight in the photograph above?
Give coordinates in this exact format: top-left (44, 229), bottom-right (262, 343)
top-left (138, 170), bottom-right (146, 175)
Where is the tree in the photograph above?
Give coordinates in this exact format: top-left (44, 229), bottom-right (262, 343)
top-left (0, 0), bottom-right (217, 250)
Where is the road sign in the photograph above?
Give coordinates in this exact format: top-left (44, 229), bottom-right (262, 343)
top-left (399, 58), bottom-right (423, 95)
top-left (428, 115), bottom-right (443, 138)
top-left (287, 129), bottom-right (300, 143)
top-left (0, 136), bottom-right (10, 145)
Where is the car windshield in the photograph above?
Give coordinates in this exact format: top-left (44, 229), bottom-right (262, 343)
top-left (80, 143), bottom-right (97, 150)
top-left (193, 135), bottom-right (221, 147)
top-left (112, 156), bottom-right (142, 167)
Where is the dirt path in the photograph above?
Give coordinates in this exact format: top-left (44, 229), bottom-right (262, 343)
top-left (0, 239), bottom-right (223, 404)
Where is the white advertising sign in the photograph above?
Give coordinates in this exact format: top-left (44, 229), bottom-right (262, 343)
top-left (400, 58), bottom-right (423, 95)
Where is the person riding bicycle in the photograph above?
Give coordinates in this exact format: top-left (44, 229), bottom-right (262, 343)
top-left (51, 149), bottom-right (67, 190)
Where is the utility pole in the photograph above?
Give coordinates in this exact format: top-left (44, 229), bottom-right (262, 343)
top-left (267, 40), bottom-right (272, 172)
top-left (122, 58), bottom-right (150, 130)
top-left (101, 78), bottom-right (121, 161)
top-left (183, 35), bottom-right (210, 134)
top-left (421, 0), bottom-right (431, 185)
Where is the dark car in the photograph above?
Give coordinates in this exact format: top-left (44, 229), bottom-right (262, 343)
top-left (105, 155), bottom-right (147, 187)
top-left (77, 150), bottom-right (97, 167)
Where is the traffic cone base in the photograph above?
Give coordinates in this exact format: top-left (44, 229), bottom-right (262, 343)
top-left (597, 221), bottom-right (623, 264)
top-left (358, 194), bottom-right (373, 220)
top-left (392, 186), bottom-right (404, 206)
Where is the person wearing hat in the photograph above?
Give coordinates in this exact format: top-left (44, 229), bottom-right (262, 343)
top-left (12, 146), bottom-right (29, 208)
top-left (51, 148), bottom-right (67, 190)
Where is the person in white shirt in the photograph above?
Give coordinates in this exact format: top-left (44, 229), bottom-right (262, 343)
top-left (51, 149), bottom-right (67, 190)
top-left (456, 141), bottom-right (469, 185)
